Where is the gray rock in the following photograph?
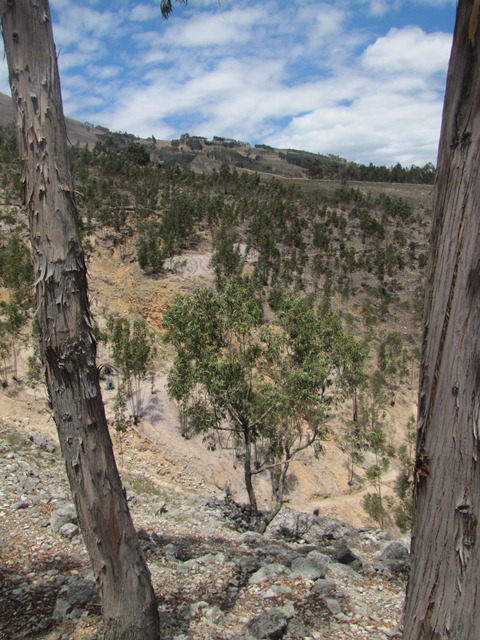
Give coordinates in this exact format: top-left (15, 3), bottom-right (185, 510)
top-left (248, 563), bottom-right (290, 584)
top-left (327, 562), bottom-right (362, 582)
top-left (378, 541), bottom-right (410, 561)
top-left (334, 538), bottom-right (363, 570)
top-left (13, 500), bottom-right (30, 510)
top-left (190, 600), bottom-right (225, 626)
top-left (244, 603), bottom-right (295, 639)
top-left (375, 541), bottom-right (410, 574)
top-left (18, 474), bottom-right (39, 492)
top-left (181, 552), bottom-right (228, 570)
top-left (265, 507), bottom-right (357, 547)
top-left (264, 584), bottom-right (293, 598)
top-left (204, 605), bottom-right (225, 626)
top-left (50, 504), bottom-right (77, 534)
top-left (27, 432), bottom-right (57, 453)
top-left (52, 598), bottom-right (74, 620)
top-left (59, 577), bottom-right (99, 607)
top-left (163, 542), bottom-right (179, 561)
top-left (290, 550), bottom-right (327, 580)
top-left (323, 597), bottom-right (343, 616)
top-left (310, 579), bottom-right (337, 596)
top-left (52, 578), bottom-right (98, 621)
top-left (0, 536), bottom-right (12, 549)
top-left (235, 555), bottom-right (263, 575)
top-left (59, 523), bottom-right (80, 539)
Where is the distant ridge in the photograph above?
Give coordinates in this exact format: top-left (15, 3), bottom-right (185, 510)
top-left (0, 92), bottom-right (435, 184)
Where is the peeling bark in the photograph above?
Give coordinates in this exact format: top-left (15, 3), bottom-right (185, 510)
top-left (403, 2), bottom-right (480, 638)
top-left (0, 2), bottom-right (160, 638)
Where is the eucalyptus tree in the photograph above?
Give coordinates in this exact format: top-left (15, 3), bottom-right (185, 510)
top-left (0, 2), bottom-right (160, 638)
top-left (107, 315), bottom-right (157, 424)
top-left (377, 331), bottom-right (409, 405)
top-left (404, 3), bottom-right (480, 637)
top-left (164, 279), bottom-right (364, 527)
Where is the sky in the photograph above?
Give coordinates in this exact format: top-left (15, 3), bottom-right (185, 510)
top-left (0, 0), bottom-right (457, 167)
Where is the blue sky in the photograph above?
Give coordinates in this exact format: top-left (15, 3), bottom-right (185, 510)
top-left (1, 0), bottom-right (457, 166)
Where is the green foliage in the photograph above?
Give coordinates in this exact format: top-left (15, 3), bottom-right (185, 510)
top-left (137, 221), bottom-right (165, 273)
top-left (362, 492), bottom-right (387, 528)
top-left (210, 224), bottom-right (244, 285)
top-left (387, 416), bottom-right (416, 532)
top-left (164, 280), bottom-right (365, 524)
top-left (160, 190), bottom-right (201, 256)
top-left (113, 384), bottom-right (128, 463)
top-left (26, 320), bottom-right (47, 396)
top-left (0, 232), bottom-right (33, 304)
top-left (107, 316), bottom-right (157, 422)
top-left (0, 233), bottom-right (32, 379)
top-left (377, 331), bottom-right (410, 404)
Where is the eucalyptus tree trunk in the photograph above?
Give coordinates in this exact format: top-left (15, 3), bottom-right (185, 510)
top-left (0, 2), bottom-right (160, 638)
top-left (403, 2), bottom-right (480, 638)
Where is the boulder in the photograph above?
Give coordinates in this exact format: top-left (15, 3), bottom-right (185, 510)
top-left (53, 577), bottom-right (99, 620)
top-left (27, 432), bottom-right (56, 454)
top-left (248, 563), bottom-right (290, 584)
top-left (59, 523), bottom-right (80, 539)
top-left (265, 507), bottom-right (356, 547)
top-left (290, 550), bottom-right (327, 580)
top-left (50, 504), bottom-right (77, 534)
top-left (310, 579), bottom-right (337, 597)
top-left (244, 603), bottom-right (295, 639)
top-left (375, 541), bottom-right (410, 574)
top-left (334, 538), bottom-right (363, 570)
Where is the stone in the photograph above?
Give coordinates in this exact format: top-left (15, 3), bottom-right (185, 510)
top-left (375, 541), bottom-right (410, 574)
top-left (13, 500), bottom-right (30, 510)
top-left (59, 577), bottom-right (99, 607)
top-left (290, 550), bottom-right (327, 580)
top-left (52, 598), bottom-right (74, 620)
top-left (50, 504), bottom-right (77, 534)
top-left (323, 597), bottom-right (343, 616)
top-left (264, 584), bottom-right (293, 598)
top-left (235, 555), bottom-right (263, 575)
top-left (265, 507), bottom-right (357, 547)
top-left (310, 579), bottom-right (337, 597)
top-left (163, 542), bottom-right (179, 561)
top-left (334, 538), bottom-right (363, 569)
top-left (27, 432), bottom-right (57, 454)
top-left (59, 522), bottom-right (80, 539)
top-left (204, 605), bottom-right (225, 626)
top-left (248, 563), bottom-right (290, 584)
top-left (244, 603), bottom-right (295, 639)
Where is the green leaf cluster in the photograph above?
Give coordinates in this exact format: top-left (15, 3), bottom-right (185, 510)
top-left (164, 278), bottom-right (366, 521)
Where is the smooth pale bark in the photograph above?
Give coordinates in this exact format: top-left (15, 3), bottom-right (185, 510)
top-left (0, 2), bottom-right (160, 638)
top-left (404, 1), bottom-right (480, 638)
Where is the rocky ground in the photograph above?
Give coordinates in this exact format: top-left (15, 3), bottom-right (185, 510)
top-left (0, 405), bottom-right (410, 640)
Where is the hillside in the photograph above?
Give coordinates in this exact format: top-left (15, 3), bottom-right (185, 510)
top-left (0, 108), bottom-right (431, 520)
top-left (0, 92), bottom-right (435, 638)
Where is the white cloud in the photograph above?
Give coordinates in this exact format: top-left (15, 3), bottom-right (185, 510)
top-left (130, 4), bottom-right (159, 22)
top-left (159, 6), bottom-right (267, 48)
top-left (266, 84), bottom-right (443, 166)
top-left (86, 65), bottom-right (122, 79)
top-left (362, 26), bottom-right (452, 74)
